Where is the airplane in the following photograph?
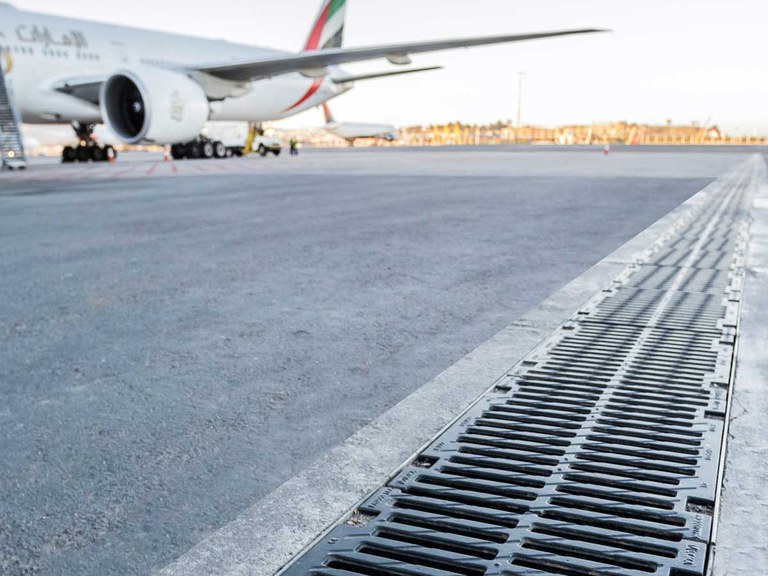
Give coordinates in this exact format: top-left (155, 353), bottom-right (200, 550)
top-left (321, 103), bottom-right (397, 145)
top-left (0, 0), bottom-right (605, 163)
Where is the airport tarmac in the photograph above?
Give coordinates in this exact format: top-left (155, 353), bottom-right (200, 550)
top-left (0, 147), bottom-right (760, 575)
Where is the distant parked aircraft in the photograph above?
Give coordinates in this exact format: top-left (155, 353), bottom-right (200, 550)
top-left (321, 103), bottom-right (396, 145)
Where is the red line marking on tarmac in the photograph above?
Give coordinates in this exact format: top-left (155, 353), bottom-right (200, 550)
top-left (146, 164), bottom-right (157, 176)
top-left (111, 166), bottom-right (136, 179)
top-left (171, 164), bottom-right (178, 174)
top-left (191, 165), bottom-right (208, 173)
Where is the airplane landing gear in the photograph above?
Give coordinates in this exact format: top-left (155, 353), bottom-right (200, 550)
top-left (62, 123), bottom-right (117, 163)
top-left (170, 138), bottom-right (240, 160)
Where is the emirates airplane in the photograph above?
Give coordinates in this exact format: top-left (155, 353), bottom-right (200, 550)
top-left (0, 0), bottom-right (603, 162)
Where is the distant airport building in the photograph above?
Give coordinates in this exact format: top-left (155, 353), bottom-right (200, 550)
top-left (391, 121), bottom-right (763, 147)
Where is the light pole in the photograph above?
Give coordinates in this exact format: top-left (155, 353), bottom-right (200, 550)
top-left (516, 72), bottom-right (526, 143)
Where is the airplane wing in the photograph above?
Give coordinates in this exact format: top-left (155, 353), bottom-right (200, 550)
top-left (332, 66), bottom-right (443, 84)
top-left (195, 29), bottom-right (606, 82)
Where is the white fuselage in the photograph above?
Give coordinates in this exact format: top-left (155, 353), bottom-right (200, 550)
top-left (0, 4), bottom-right (349, 126)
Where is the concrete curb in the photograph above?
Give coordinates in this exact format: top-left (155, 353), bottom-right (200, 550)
top-left (711, 155), bottom-right (768, 574)
top-left (156, 161), bottom-right (745, 576)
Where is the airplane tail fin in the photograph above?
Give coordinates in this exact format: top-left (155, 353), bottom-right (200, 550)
top-left (322, 103), bottom-right (335, 124)
top-left (303, 0), bottom-right (347, 51)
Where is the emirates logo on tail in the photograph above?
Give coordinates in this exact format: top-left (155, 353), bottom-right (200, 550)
top-left (304, 0), bottom-right (346, 52)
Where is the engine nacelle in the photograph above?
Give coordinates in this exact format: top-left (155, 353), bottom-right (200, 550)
top-left (100, 67), bottom-right (210, 144)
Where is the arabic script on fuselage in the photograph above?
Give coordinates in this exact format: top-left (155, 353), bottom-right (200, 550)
top-left (16, 25), bottom-right (88, 49)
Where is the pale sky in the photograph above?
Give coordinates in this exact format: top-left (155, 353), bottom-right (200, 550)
top-left (10, 0), bottom-right (768, 134)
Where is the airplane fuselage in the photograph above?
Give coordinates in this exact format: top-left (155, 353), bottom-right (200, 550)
top-left (0, 4), bottom-right (348, 125)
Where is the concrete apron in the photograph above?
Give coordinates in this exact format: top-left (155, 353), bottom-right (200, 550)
top-left (156, 156), bottom-right (767, 576)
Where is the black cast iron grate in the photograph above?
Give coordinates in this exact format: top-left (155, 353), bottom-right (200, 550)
top-left (280, 172), bottom-right (752, 576)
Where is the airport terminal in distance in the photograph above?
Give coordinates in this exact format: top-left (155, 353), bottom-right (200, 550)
top-left (1, 2), bottom-right (767, 576)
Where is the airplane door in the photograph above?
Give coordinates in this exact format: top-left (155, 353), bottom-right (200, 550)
top-left (111, 41), bottom-right (130, 65)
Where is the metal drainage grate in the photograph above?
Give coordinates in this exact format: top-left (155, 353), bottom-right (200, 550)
top-left (280, 173), bottom-right (752, 576)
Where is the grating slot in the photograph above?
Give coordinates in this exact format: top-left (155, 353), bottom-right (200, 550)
top-left (483, 408), bottom-right (586, 426)
top-left (512, 393), bottom-right (596, 408)
top-left (449, 454), bottom-right (554, 478)
top-left (618, 380), bottom-right (713, 396)
top-left (540, 509), bottom-right (684, 542)
top-left (441, 464), bottom-right (547, 489)
top-left (389, 513), bottom-right (510, 544)
top-left (590, 426), bottom-right (702, 447)
top-left (569, 462), bottom-right (682, 486)
top-left (623, 366), bottom-right (712, 381)
top-left (357, 543), bottom-right (486, 576)
top-left (464, 426), bottom-right (572, 447)
top-left (562, 473), bottom-right (678, 498)
top-left (519, 376), bottom-right (610, 391)
top-left (549, 497), bottom-right (686, 527)
top-left (375, 527), bottom-right (499, 560)
top-left (521, 538), bottom-right (659, 572)
top-left (489, 404), bottom-right (589, 421)
top-left (459, 433), bottom-right (567, 457)
top-left (576, 452), bottom-right (696, 476)
top-left (511, 554), bottom-right (623, 576)
top-left (325, 557), bottom-right (428, 576)
top-left (441, 460), bottom-right (546, 489)
top-left (530, 523), bottom-right (678, 559)
top-left (585, 435), bottom-right (701, 456)
top-left (582, 443), bottom-right (699, 466)
top-left (607, 399), bottom-right (699, 414)
top-left (456, 446), bottom-right (560, 468)
top-left (485, 406), bottom-right (586, 430)
top-left (555, 484), bottom-right (676, 510)
top-left (496, 395), bottom-right (592, 415)
top-left (598, 411), bottom-right (696, 426)
top-left (595, 418), bottom-right (703, 438)
top-left (393, 495), bottom-right (519, 529)
top-left (472, 419), bottom-right (578, 439)
top-left (515, 382), bottom-right (602, 402)
top-left (403, 485), bottom-right (531, 514)
top-left (414, 473), bottom-right (539, 502)
top-left (613, 390), bottom-right (711, 407)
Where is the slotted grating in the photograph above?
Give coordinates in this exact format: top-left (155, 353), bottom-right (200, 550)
top-left (623, 266), bottom-right (731, 295)
top-left (281, 167), bottom-right (755, 576)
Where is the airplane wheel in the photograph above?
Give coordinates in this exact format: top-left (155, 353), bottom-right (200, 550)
top-left (258, 144), bottom-right (267, 157)
top-left (213, 141), bottom-right (226, 159)
top-left (90, 146), bottom-right (105, 162)
top-left (186, 142), bottom-right (201, 159)
top-left (62, 146), bottom-right (76, 163)
top-left (171, 144), bottom-right (185, 160)
top-left (272, 149), bottom-right (281, 156)
top-left (201, 141), bottom-right (215, 159)
top-left (77, 145), bottom-right (90, 163)
top-left (104, 145), bottom-right (118, 162)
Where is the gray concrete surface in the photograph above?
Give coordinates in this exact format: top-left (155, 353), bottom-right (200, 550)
top-left (159, 158), bottom-right (738, 576)
top-left (712, 156), bottom-right (768, 575)
top-left (0, 148), bottom-right (751, 575)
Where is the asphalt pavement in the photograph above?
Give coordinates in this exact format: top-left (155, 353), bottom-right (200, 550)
top-left (0, 147), bottom-right (752, 575)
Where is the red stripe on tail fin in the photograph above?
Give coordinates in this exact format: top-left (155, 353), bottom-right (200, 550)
top-left (304, 2), bottom-right (332, 51)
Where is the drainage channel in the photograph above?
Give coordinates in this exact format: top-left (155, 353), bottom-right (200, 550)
top-left (279, 162), bottom-right (756, 576)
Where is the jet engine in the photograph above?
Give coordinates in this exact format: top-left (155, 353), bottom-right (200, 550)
top-left (100, 67), bottom-right (210, 144)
